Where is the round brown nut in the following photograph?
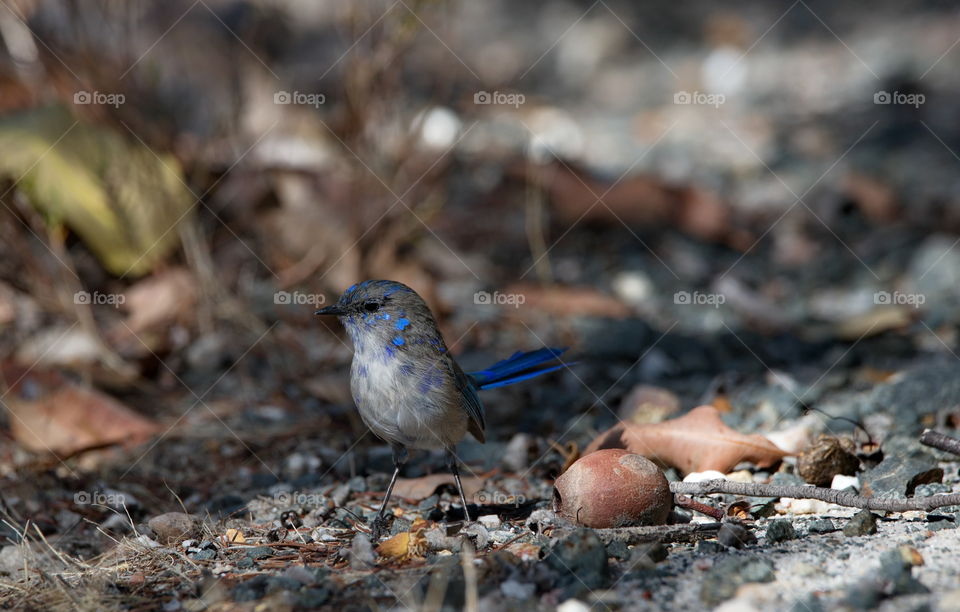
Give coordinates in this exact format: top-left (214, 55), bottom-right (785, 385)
top-left (553, 449), bottom-right (672, 528)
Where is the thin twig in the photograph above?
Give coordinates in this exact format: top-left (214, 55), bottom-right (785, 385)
top-left (674, 494), bottom-right (724, 520)
top-left (461, 541), bottom-right (478, 612)
top-left (670, 480), bottom-right (960, 512)
top-left (920, 429), bottom-right (960, 457)
top-left (563, 523), bottom-right (722, 546)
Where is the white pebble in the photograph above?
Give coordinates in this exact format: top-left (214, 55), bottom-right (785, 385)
top-left (831, 474), bottom-right (859, 490)
top-left (478, 514), bottom-right (501, 530)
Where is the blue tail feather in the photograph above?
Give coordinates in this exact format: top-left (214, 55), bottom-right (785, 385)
top-left (469, 347), bottom-right (569, 390)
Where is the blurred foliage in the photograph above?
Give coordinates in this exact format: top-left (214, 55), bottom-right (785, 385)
top-left (0, 106), bottom-right (193, 277)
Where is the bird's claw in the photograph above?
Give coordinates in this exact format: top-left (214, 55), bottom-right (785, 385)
top-left (369, 515), bottom-right (393, 541)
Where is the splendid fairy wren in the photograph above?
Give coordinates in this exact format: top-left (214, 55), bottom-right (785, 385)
top-left (316, 280), bottom-right (566, 538)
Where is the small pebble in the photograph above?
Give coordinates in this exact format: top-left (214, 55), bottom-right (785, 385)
top-left (147, 513), bottom-right (198, 545)
top-left (718, 523), bottom-right (756, 548)
top-left (807, 519), bottom-right (836, 534)
top-left (765, 519), bottom-right (797, 543)
top-left (478, 514), bottom-right (501, 530)
top-left (500, 579), bottom-right (536, 600)
top-left (843, 510), bottom-right (878, 537)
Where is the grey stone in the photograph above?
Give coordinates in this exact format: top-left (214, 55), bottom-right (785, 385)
top-left (245, 546), bottom-right (274, 560)
top-left (700, 555), bottom-right (775, 605)
top-left (807, 519), bottom-right (835, 534)
top-left (695, 540), bottom-right (726, 555)
top-left (462, 523), bottom-right (490, 549)
top-left (232, 575), bottom-right (269, 602)
top-left (266, 576), bottom-right (302, 593)
top-left (500, 578), bottom-right (536, 600)
top-left (718, 523), bottom-right (756, 549)
top-left (843, 510), bottom-right (878, 537)
top-left (348, 533), bottom-right (374, 569)
top-left (544, 528), bottom-right (610, 598)
top-left (147, 512), bottom-right (198, 546)
top-left (605, 539), bottom-right (630, 560)
top-left (765, 519), bottom-right (797, 543)
top-left (862, 454), bottom-right (943, 497)
top-left (298, 587), bottom-right (331, 608)
top-left (189, 549), bottom-right (216, 561)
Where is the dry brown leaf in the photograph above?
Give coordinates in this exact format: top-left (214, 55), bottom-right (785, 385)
top-left (222, 529), bottom-right (246, 544)
top-left (3, 366), bottom-right (159, 456)
top-left (503, 283), bottom-right (631, 318)
top-left (833, 306), bottom-right (913, 340)
top-left (122, 267), bottom-right (197, 335)
top-left (391, 473), bottom-right (486, 501)
top-left (377, 528), bottom-right (427, 563)
top-left (584, 405), bottom-right (789, 475)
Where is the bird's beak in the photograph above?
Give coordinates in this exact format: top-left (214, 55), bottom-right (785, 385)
top-left (315, 305), bottom-right (346, 316)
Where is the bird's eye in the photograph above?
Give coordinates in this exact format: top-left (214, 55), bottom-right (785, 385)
top-left (363, 301), bottom-right (380, 313)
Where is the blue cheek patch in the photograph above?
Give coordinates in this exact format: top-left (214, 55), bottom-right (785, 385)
top-left (395, 317), bottom-right (410, 331)
top-left (392, 336), bottom-right (405, 346)
top-left (384, 346), bottom-right (396, 360)
top-left (399, 364), bottom-right (414, 377)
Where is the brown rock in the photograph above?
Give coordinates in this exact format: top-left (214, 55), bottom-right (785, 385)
top-left (553, 449), bottom-right (672, 528)
top-left (797, 435), bottom-right (860, 487)
top-left (148, 512), bottom-right (198, 545)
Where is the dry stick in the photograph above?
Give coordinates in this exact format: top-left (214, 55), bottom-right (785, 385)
top-left (670, 480), bottom-right (960, 513)
top-left (674, 494), bottom-right (724, 521)
top-left (920, 429), bottom-right (960, 457)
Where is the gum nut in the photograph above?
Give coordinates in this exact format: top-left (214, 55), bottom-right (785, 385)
top-left (553, 449), bottom-right (672, 528)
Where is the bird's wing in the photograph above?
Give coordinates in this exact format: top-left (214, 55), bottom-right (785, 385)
top-left (452, 359), bottom-right (485, 443)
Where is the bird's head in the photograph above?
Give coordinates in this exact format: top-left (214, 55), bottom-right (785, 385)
top-left (315, 280), bottom-right (442, 350)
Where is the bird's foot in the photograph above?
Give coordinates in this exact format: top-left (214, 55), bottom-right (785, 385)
top-left (369, 514), bottom-right (393, 541)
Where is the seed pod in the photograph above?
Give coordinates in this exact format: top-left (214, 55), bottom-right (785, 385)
top-left (553, 449), bottom-right (672, 528)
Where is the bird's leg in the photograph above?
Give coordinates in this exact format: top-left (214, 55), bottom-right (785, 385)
top-left (447, 449), bottom-right (472, 522)
top-left (370, 445), bottom-right (406, 540)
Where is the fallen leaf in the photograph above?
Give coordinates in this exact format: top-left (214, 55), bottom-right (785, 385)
top-left (503, 283), bottom-right (631, 318)
top-left (377, 529), bottom-right (427, 563)
top-left (833, 306), bottom-right (913, 340)
top-left (0, 106), bottom-right (193, 276)
top-left (584, 405), bottom-right (789, 475)
top-left (222, 529), bottom-right (246, 544)
top-left (391, 473), bottom-right (486, 501)
top-left (3, 366), bottom-right (159, 456)
top-left (122, 267), bottom-right (197, 335)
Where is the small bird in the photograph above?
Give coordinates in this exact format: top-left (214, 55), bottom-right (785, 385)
top-left (316, 280), bottom-right (567, 538)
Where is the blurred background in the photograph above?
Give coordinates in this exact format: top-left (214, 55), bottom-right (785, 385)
top-left (2, 0), bottom-right (960, 574)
